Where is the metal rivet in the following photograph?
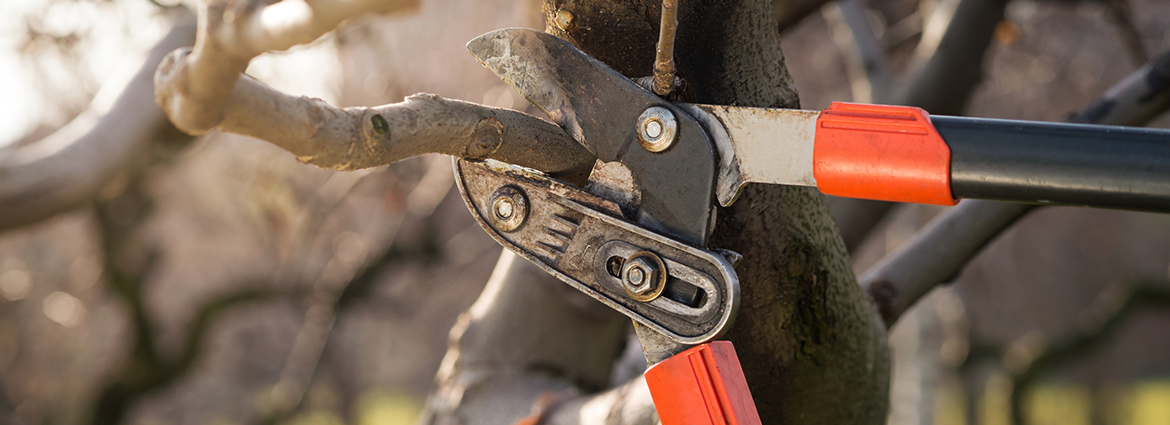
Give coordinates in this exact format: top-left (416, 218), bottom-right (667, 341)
top-left (636, 106), bottom-right (677, 153)
top-left (621, 251), bottom-right (667, 302)
top-left (494, 198), bottom-right (514, 219)
top-left (489, 186), bottom-right (527, 232)
top-left (645, 120), bottom-right (663, 138)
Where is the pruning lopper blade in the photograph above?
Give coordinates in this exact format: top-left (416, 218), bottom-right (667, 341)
top-left (468, 28), bottom-right (718, 247)
top-left (459, 29), bottom-right (741, 348)
top-left (472, 29), bottom-right (1170, 214)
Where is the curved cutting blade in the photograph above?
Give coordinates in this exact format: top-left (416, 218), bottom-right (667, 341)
top-left (467, 28), bottom-right (717, 246)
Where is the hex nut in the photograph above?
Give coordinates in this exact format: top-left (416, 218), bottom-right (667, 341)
top-left (489, 186), bottom-right (528, 232)
top-left (621, 251), bottom-right (667, 302)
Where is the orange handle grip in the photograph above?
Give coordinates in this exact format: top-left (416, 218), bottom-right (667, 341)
top-left (645, 341), bottom-right (762, 425)
top-left (812, 102), bottom-right (957, 206)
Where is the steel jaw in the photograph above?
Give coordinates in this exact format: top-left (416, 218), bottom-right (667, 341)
top-left (454, 158), bottom-right (740, 345)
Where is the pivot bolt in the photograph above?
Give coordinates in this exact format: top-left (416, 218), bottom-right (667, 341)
top-left (636, 106), bottom-right (678, 153)
top-left (621, 251), bottom-right (667, 302)
top-left (489, 186), bottom-right (528, 232)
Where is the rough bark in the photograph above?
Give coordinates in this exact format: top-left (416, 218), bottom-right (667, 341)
top-left (546, 0), bottom-right (890, 423)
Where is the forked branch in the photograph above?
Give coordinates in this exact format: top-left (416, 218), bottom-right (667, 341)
top-left (154, 0), bottom-right (595, 182)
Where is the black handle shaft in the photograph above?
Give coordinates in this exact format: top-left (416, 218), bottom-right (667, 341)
top-left (932, 116), bottom-right (1170, 212)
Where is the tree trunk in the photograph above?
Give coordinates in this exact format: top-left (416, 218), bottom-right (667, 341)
top-left (547, 1), bottom-right (889, 423)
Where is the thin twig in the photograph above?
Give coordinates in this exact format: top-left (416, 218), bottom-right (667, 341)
top-left (652, 0), bottom-right (679, 96)
top-left (256, 160), bottom-right (448, 424)
top-left (822, 0), bottom-right (891, 103)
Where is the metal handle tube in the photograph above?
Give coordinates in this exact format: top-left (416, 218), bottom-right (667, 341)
top-left (933, 116), bottom-right (1170, 212)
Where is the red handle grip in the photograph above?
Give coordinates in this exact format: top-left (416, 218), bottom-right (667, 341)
top-left (813, 102), bottom-right (957, 206)
top-left (645, 341), bottom-right (761, 425)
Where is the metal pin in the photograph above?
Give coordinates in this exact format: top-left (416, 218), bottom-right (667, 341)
top-left (637, 106), bottom-right (678, 152)
top-left (489, 186), bottom-right (528, 232)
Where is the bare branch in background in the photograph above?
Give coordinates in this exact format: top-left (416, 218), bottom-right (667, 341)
top-left (897, 0), bottom-right (1007, 115)
top-left (90, 159), bottom-right (278, 425)
top-left (419, 252), bottom-right (631, 425)
top-left (0, 14), bottom-right (196, 232)
top-left (1103, 0), bottom-right (1147, 67)
top-left (153, 0), bottom-right (594, 184)
top-left (258, 164), bottom-right (448, 424)
top-left (773, 0), bottom-right (836, 32)
top-left (860, 201), bottom-right (1035, 327)
top-left (824, 0), bottom-right (1011, 252)
top-left (1069, 50), bottom-right (1170, 126)
top-left (861, 50), bottom-right (1170, 328)
top-left (822, 0), bottom-right (891, 103)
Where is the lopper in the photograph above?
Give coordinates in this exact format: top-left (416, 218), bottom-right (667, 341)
top-left (453, 28), bottom-right (1170, 424)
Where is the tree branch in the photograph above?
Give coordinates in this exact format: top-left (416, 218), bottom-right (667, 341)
top-left (418, 252), bottom-right (630, 425)
top-left (185, 72), bottom-right (594, 180)
top-left (773, 0), bottom-right (835, 33)
top-left (823, 0), bottom-right (1010, 253)
top-left (154, 0), bottom-right (417, 134)
top-left (897, 0), bottom-right (1007, 115)
top-left (861, 49), bottom-right (1170, 328)
top-left (1103, 0), bottom-right (1147, 67)
top-left (0, 14), bottom-right (196, 232)
top-left (861, 201), bottom-right (1035, 327)
top-left (154, 0), bottom-right (594, 184)
top-left (1068, 49), bottom-right (1170, 127)
top-left (822, 0), bottom-right (891, 103)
